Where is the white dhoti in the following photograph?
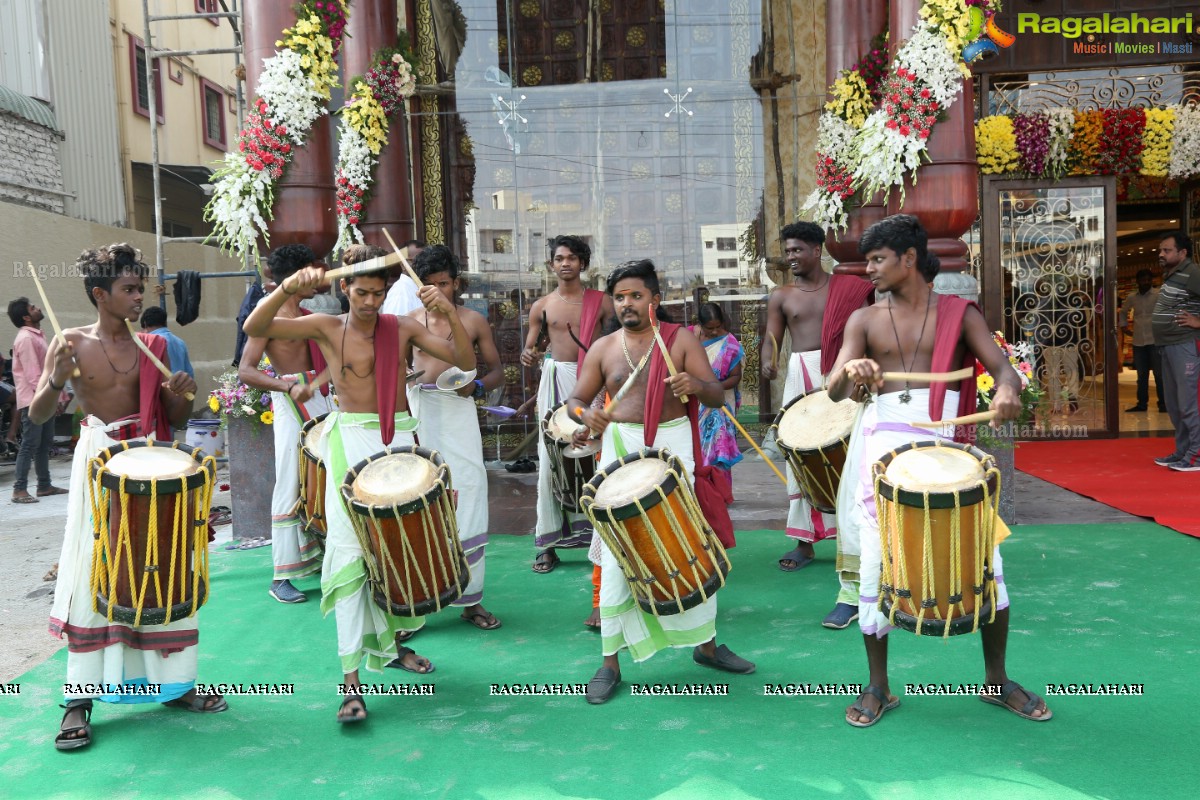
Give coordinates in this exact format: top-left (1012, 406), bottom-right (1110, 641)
top-left (783, 350), bottom-right (838, 543)
top-left (534, 357), bottom-right (592, 550)
top-left (408, 385), bottom-right (488, 606)
top-left (833, 402), bottom-right (868, 605)
top-left (596, 419), bottom-right (717, 662)
top-left (854, 390), bottom-right (1009, 638)
top-left (318, 411), bottom-right (422, 675)
top-left (50, 417), bottom-right (199, 703)
top-left (270, 381), bottom-right (332, 580)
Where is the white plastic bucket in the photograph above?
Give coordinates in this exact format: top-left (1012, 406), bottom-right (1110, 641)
top-left (186, 418), bottom-right (224, 457)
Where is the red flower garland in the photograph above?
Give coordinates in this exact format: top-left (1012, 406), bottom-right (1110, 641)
top-left (236, 98), bottom-right (292, 180)
top-left (1097, 108), bottom-right (1146, 175)
top-left (881, 67), bottom-right (940, 141)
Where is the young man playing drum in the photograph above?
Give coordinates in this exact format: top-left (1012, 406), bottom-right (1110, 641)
top-left (32, 244), bottom-right (211, 751)
top-left (520, 235), bottom-right (615, 583)
top-left (405, 244), bottom-right (504, 634)
top-left (239, 244), bottom-right (333, 605)
top-left (244, 246), bottom-right (475, 724)
top-left (567, 259), bottom-right (755, 704)
top-left (826, 214), bottom-right (1051, 727)
top-left (763, 221), bottom-right (873, 631)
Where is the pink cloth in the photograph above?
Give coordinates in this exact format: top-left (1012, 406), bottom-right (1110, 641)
top-left (11, 326), bottom-right (49, 408)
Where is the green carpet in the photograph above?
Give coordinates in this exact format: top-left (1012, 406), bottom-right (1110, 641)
top-left (0, 523), bottom-right (1194, 800)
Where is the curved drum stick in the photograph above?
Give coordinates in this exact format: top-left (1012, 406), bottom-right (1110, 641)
top-left (381, 228), bottom-right (425, 285)
top-left (648, 305), bottom-right (687, 402)
top-left (721, 407), bottom-right (789, 488)
top-left (879, 367), bottom-right (976, 383)
top-left (28, 262), bottom-right (80, 377)
top-left (123, 319), bottom-right (195, 400)
top-left (911, 409), bottom-right (999, 429)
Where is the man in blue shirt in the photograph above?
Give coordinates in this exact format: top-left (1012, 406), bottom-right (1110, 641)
top-left (140, 306), bottom-right (194, 378)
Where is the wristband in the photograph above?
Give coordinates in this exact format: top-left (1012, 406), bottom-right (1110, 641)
top-left (49, 377), bottom-right (65, 391)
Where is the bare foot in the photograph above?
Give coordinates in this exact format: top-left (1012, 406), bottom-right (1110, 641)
top-left (584, 607), bottom-right (600, 629)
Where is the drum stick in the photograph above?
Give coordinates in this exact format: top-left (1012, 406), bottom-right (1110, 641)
top-left (29, 263), bottom-right (81, 377)
top-left (721, 406), bottom-right (788, 488)
top-left (880, 367), bottom-right (976, 383)
top-left (649, 305), bottom-right (687, 402)
top-left (911, 409), bottom-right (999, 429)
top-left (123, 319), bottom-right (196, 400)
top-left (380, 228), bottom-right (425, 286)
top-left (322, 251), bottom-right (404, 283)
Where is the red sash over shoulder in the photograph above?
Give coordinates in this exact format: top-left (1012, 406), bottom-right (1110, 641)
top-left (374, 314), bottom-right (402, 444)
top-left (137, 333), bottom-right (172, 440)
top-left (928, 294), bottom-right (979, 444)
top-left (577, 288), bottom-right (605, 370)
top-left (299, 308), bottom-right (330, 395)
top-left (643, 322), bottom-right (736, 547)
top-left (820, 274), bottom-right (875, 374)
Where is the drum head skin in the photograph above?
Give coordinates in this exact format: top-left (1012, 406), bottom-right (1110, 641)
top-left (546, 404), bottom-right (584, 443)
top-left (885, 446), bottom-right (985, 493)
top-left (592, 457), bottom-right (670, 509)
top-left (304, 417), bottom-right (329, 451)
top-left (777, 390), bottom-right (858, 450)
top-left (353, 453), bottom-right (438, 506)
top-left (105, 447), bottom-right (199, 480)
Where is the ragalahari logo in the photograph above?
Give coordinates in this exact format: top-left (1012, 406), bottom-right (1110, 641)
top-left (963, 6), bottom-right (1016, 62)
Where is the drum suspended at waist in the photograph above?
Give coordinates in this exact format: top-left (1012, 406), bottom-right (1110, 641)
top-left (872, 440), bottom-right (1001, 638)
top-left (582, 448), bottom-right (730, 616)
top-left (341, 446), bottom-right (468, 617)
top-left (771, 388), bottom-right (859, 513)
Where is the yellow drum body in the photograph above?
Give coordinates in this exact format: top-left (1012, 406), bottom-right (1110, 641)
top-left (772, 389), bottom-right (858, 513)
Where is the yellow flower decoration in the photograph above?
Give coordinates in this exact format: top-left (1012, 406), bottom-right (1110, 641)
top-left (1069, 110), bottom-right (1103, 175)
top-left (920, 0), bottom-right (972, 58)
top-left (344, 84), bottom-right (388, 155)
top-left (260, 411), bottom-right (274, 425)
top-left (208, 395), bottom-right (220, 413)
top-left (977, 373), bottom-right (995, 394)
top-left (825, 72), bottom-right (872, 128)
top-left (1140, 107), bottom-right (1175, 177)
top-left (975, 116), bottom-right (1019, 174)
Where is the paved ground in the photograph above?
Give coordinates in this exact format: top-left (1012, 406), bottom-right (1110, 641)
top-left (0, 442), bottom-right (1140, 682)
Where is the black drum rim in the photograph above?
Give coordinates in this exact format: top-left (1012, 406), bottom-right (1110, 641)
top-left (371, 555), bottom-right (468, 617)
top-left (634, 550), bottom-right (731, 616)
top-left (582, 447), bottom-right (681, 523)
top-left (96, 583), bottom-right (208, 627)
top-left (91, 439), bottom-right (214, 496)
top-left (874, 439), bottom-right (999, 509)
top-left (341, 444), bottom-right (448, 518)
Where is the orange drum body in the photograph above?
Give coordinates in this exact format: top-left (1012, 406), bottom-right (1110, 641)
top-left (341, 446), bottom-right (467, 617)
top-left (541, 403), bottom-right (598, 512)
top-left (771, 389), bottom-right (858, 513)
top-left (299, 414), bottom-right (330, 539)
top-left (873, 441), bottom-right (1000, 637)
top-left (581, 449), bottom-right (730, 616)
top-left (89, 440), bottom-right (216, 626)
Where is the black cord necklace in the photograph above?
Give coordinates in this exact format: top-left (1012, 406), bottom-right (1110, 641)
top-left (98, 333), bottom-right (137, 375)
top-left (339, 316), bottom-right (376, 379)
top-left (886, 292), bottom-right (933, 404)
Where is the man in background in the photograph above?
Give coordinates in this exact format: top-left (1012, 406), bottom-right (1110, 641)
top-left (381, 238), bottom-right (427, 317)
top-left (140, 306), bottom-right (194, 379)
top-left (7, 297), bottom-right (68, 504)
top-left (1119, 269), bottom-right (1165, 413)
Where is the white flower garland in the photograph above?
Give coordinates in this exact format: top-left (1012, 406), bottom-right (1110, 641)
top-left (333, 123), bottom-right (375, 253)
top-left (1169, 103), bottom-right (1200, 180)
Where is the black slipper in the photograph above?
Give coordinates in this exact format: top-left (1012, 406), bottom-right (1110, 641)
top-left (980, 680), bottom-right (1053, 721)
top-left (532, 549), bottom-right (560, 574)
top-left (163, 692), bottom-right (228, 713)
top-left (55, 699), bottom-right (92, 751)
top-left (586, 667), bottom-right (622, 704)
top-left (693, 644), bottom-right (756, 674)
top-left (386, 645), bottom-right (435, 674)
top-left (778, 547), bottom-right (814, 572)
top-left (337, 693), bottom-right (367, 724)
top-left (846, 685), bottom-right (900, 728)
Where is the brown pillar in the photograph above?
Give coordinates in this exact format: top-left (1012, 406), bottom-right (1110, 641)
top-left (343, 0), bottom-right (418, 248)
top-left (824, 0), bottom-right (889, 275)
top-left (244, 2), bottom-right (337, 260)
top-left (886, 0), bottom-right (978, 274)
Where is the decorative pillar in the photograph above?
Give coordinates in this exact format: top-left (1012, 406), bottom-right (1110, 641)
top-left (823, 0), bottom-right (889, 275)
top-left (244, 2), bottom-right (337, 260)
top-left (343, 0), bottom-right (418, 248)
top-left (888, 0), bottom-right (979, 300)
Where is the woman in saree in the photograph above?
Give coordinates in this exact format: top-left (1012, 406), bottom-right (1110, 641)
top-left (690, 303), bottom-right (744, 494)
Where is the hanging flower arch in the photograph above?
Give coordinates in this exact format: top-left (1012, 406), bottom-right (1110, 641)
top-left (204, 1), bottom-right (350, 262)
top-left (802, 1), bottom-right (1002, 231)
top-left (333, 45), bottom-right (418, 256)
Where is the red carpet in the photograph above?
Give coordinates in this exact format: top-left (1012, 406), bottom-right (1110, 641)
top-left (1016, 436), bottom-right (1200, 537)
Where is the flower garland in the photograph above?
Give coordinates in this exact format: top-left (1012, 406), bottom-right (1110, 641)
top-left (976, 105), bottom-right (1200, 181)
top-left (803, 1), bottom-right (1001, 231)
top-left (976, 330), bottom-right (1041, 445)
top-left (204, 1), bottom-right (349, 262)
top-left (333, 45), bottom-right (418, 255)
